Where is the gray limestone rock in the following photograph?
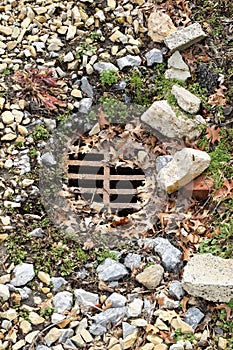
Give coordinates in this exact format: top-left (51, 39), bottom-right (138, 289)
top-left (164, 23), bottom-right (207, 52)
top-left (74, 289), bottom-right (99, 308)
top-left (136, 264), bottom-right (164, 289)
top-left (156, 155), bottom-right (173, 173)
top-left (11, 263), bottom-right (35, 287)
top-left (93, 61), bottom-right (118, 73)
top-left (51, 277), bottom-right (67, 292)
top-left (169, 280), bottom-right (185, 300)
top-left (17, 287), bottom-right (31, 300)
top-left (89, 323), bottom-right (106, 336)
top-left (81, 77), bottom-right (94, 98)
top-left (117, 55), bottom-right (141, 70)
top-left (59, 329), bottom-right (75, 343)
top-left (65, 339), bottom-right (77, 348)
top-left (157, 148), bottom-right (211, 194)
top-left (41, 152), bottom-right (56, 166)
top-left (140, 100), bottom-right (203, 140)
top-left (79, 98), bottom-right (92, 114)
top-left (105, 292), bottom-right (127, 308)
top-left (145, 48), bottom-right (163, 66)
top-left (154, 238), bottom-right (183, 274)
top-left (171, 85), bottom-right (201, 114)
top-left (91, 307), bottom-right (127, 329)
top-left (124, 253), bottom-right (141, 270)
top-left (36, 346), bottom-right (51, 350)
top-left (122, 322), bottom-right (138, 338)
top-left (52, 291), bottom-right (73, 313)
top-left (29, 228), bottom-right (44, 238)
top-left (97, 258), bottom-right (128, 281)
top-left (0, 284), bottom-right (10, 300)
top-left (184, 307), bottom-right (205, 329)
top-left (182, 254), bottom-right (233, 302)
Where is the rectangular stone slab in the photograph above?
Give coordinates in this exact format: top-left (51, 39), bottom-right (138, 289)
top-left (164, 23), bottom-right (207, 52)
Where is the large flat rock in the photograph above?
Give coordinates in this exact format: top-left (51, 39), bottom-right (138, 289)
top-left (140, 100), bottom-right (203, 140)
top-left (182, 253), bottom-right (233, 302)
top-left (157, 148), bottom-right (210, 194)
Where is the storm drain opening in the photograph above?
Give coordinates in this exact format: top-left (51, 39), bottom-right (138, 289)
top-left (49, 119), bottom-right (167, 244)
top-left (67, 149), bottom-right (146, 216)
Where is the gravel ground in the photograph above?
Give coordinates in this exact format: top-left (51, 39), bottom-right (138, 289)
top-left (0, 0), bottom-right (233, 349)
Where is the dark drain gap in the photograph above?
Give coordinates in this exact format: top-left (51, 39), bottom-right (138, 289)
top-left (69, 153), bottom-right (104, 161)
top-left (110, 166), bottom-right (144, 176)
top-left (68, 166), bottom-right (104, 175)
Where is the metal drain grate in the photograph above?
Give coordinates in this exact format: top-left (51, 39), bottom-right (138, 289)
top-left (67, 148), bottom-right (145, 213)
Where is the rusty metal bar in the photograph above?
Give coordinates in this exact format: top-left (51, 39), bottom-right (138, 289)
top-left (67, 173), bottom-right (145, 180)
top-left (74, 188), bottom-right (137, 194)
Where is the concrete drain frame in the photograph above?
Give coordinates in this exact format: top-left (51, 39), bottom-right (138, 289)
top-left (39, 107), bottom-right (168, 246)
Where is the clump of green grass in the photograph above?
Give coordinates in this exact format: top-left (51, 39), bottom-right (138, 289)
top-left (32, 124), bottom-right (50, 142)
top-left (198, 128), bottom-right (233, 188)
top-left (99, 96), bottom-right (129, 121)
top-left (199, 199), bottom-right (233, 259)
top-left (100, 69), bottom-right (120, 86)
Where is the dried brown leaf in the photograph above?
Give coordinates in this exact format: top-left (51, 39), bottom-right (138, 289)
top-left (97, 108), bottom-right (110, 129)
top-left (206, 125), bottom-right (221, 144)
top-left (213, 177), bottom-right (233, 201)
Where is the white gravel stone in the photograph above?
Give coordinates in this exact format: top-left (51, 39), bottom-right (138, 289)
top-left (12, 339), bottom-right (26, 350)
top-left (44, 328), bottom-right (61, 346)
top-left (105, 292), bottom-right (127, 308)
top-left (0, 284), bottom-right (10, 300)
top-left (127, 298), bottom-right (143, 317)
top-left (74, 289), bottom-right (99, 309)
top-left (63, 52), bottom-right (74, 62)
top-left (145, 48), bottom-right (163, 66)
top-left (1, 111), bottom-right (14, 125)
top-left (66, 25), bottom-right (76, 40)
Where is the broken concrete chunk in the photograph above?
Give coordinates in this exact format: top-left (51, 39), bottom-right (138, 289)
top-left (172, 85), bottom-right (201, 114)
top-left (157, 148), bottom-right (210, 194)
top-left (148, 10), bottom-right (176, 43)
top-left (182, 253), bottom-right (233, 302)
top-left (140, 100), bottom-right (203, 140)
top-left (164, 23), bottom-right (207, 52)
